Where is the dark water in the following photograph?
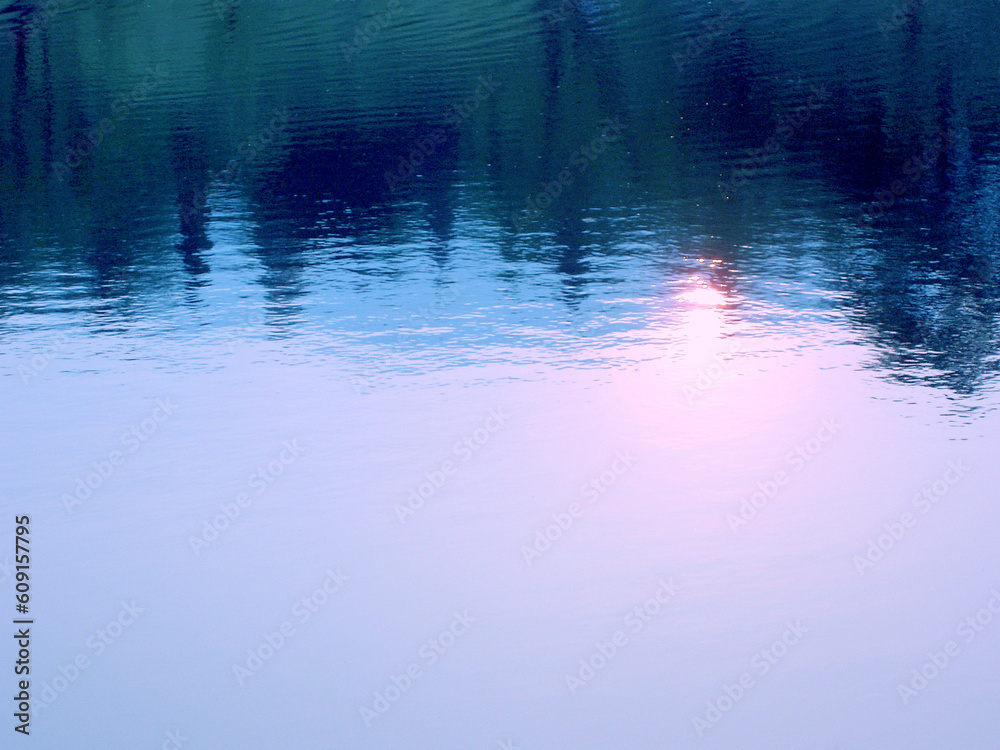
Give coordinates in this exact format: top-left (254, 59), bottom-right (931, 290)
top-left (2, 2), bottom-right (1000, 749)
top-left (2, 0), bottom-right (999, 393)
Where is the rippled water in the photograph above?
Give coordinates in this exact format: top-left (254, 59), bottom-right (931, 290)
top-left (2, 1), bottom-right (1000, 748)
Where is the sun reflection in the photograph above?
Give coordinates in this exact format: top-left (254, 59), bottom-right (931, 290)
top-left (675, 271), bottom-right (731, 365)
top-left (677, 285), bottom-right (728, 307)
top-left (676, 272), bottom-right (728, 307)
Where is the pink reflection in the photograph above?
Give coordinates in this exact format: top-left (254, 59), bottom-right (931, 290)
top-left (677, 273), bottom-right (728, 308)
top-left (678, 286), bottom-right (728, 307)
top-left (675, 273), bottom-right (730, 364)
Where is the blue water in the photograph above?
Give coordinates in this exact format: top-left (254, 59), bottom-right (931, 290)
top-left (2, 1), bottom-right (1000, 748)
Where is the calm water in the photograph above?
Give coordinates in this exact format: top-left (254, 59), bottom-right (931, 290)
top-left (2, 1), bottom-right (1000, 748)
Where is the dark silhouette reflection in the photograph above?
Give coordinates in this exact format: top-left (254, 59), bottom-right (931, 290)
top-left (7, 4), bottom-right (30, 184)
top-left (826, 103), bottom-right (891, 200)
top-left (173, 132), bottom-right (213, 250)
top-left (679, 33), bottom-right (778, 148)
top-left (0, 0), bottom-right (998, 397)
top-left (248, 127), bottom-right (420, 241)
top-left (831, 195), bottom-right (1000, 395)
top-left (171, 124), bottom-right (214, 290)
top-left (422, 168), bottom-right (458, 267)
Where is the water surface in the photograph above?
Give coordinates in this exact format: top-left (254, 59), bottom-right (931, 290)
top-left (2, 1), bottom-right (1000, 748)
